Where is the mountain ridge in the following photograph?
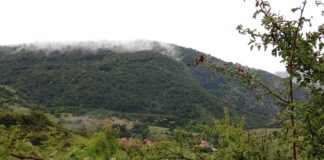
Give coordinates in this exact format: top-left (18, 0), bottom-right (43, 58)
top-left (0, 40), bottom-right (288, 128)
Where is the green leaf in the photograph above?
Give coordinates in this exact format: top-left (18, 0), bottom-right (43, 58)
top-left (291, 7), bottom-right (300, 13)
top-left (319, 43), bottom-right (324, 51)
top-left (236, 25), bottom-right (243, 30)
top-left (248, 40), bottom-right (255, 45)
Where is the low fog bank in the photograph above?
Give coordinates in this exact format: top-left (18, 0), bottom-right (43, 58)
top-left (0, 40), bottom-right (182, 60)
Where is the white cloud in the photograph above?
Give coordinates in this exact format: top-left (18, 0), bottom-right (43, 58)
top-left (0, 0), bottom-right (322, 73)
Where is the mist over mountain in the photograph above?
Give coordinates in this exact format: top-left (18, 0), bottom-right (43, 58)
top-left (275, 71), bottom-right (289, 78)
top-left (2, 40), bottom-right (182, 59)
top-left (0, 40), bottom-right (291, 128)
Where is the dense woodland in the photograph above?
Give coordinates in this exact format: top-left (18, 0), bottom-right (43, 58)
top-left (0, 0), bottom-right (323, 159)
top-left (0, 45), bottom-right (287, 128)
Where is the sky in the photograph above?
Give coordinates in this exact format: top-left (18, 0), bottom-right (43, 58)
top-left (0, 0), bottom-right (323, 73)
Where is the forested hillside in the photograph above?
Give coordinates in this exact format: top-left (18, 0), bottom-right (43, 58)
top-left (0, 42), bottom-right (287, 127)
top-left (0, 0), bottom-right (322, 159)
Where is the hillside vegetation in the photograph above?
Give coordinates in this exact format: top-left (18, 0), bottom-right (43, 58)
top-left (0, 44), bottom-right (288, 127)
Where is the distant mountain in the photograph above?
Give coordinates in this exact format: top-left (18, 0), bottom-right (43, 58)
top-left (0, 41), bottom-right (293, 128)
top-left (275, 71), bottom-right (289, 78)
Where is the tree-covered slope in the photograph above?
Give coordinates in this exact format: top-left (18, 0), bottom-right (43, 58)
top-left (0, 42), bottom-right (289, 127)
top-left (176, 46), bottom-right (285, 127)
top-left (0, 46), bottom-right (227, 126)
